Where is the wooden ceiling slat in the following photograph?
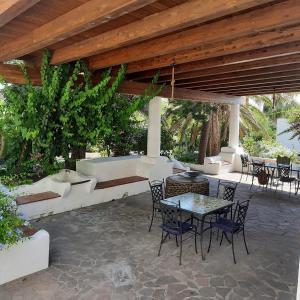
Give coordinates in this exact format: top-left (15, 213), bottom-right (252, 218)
top-left (0, 0), bottom-right (41, 28)
top-left (157, 53), bottom-right (300, 83)
top-left (176, 73), bottom-right (300, 88)
top-left (49, 0), bottom-right (276, 65)
top-left (124, 25), bottom-right (300, 74)
top-left (236, 88), bottom-right (300, 95)
top-left (0, 0), bottom-right (158, 62)
top-left (89, 0), bottom-right (299, 70)
top-left (128, 41), bottom-right (300, 80)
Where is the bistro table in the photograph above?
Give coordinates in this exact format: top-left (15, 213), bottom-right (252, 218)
top-left (161, 192), bottom-right (234, 260)
top-left (165, 173), bottom-right (209, 197)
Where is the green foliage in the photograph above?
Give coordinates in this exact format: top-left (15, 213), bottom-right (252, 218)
top-left (242, 135), bottom-right (297, 161)
top-left (172, 147), bottom-right (198, 163)
top-left (280, 106), bottom-right (300, 141)
top-left (0, 174), bottom-right (32, 189)
top-left (0, 192), bottom-right (29, 248)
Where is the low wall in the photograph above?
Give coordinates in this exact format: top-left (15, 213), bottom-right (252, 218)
top-left (0, 230), bottom-right (49, 285)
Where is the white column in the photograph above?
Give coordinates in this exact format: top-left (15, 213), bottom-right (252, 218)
top-left (147, 97), bottom-right (162, 158)
top-left (228, 103), bottom-right (240, 149)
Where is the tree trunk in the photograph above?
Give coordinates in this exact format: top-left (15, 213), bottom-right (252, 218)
top-left (198, 116), bottom-right (211, 164)
top-left (207, 112), bottom-right (220, 157)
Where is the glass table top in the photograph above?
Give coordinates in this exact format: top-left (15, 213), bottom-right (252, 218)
top-left (161, 192), bottom-right (233, 216)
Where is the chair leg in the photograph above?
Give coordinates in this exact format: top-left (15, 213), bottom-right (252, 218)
top-left (194, 229), bottom-right (198, 254)
top-left (175, 235), bottom-right (179, 247)
top-left (208, 226), bottom-right (213, 253)
top-left (158, 230), bottom-right (164, 256)
top-left (148, 208), bottom-right (154, 232)
top-left (179, 233), bottom-right (183, 265)
top-left (289, 182), bottom-right (292, 197)
top-left (242, 228), bottom-right (249, 255)
top-left (250, 175), bottom-right (254, 190)
top-left (219, 232), bottom-right (224, 246)
top-left (240, 169), bottom-right (243, 182)
top-left (231, 233), bottom-right (237, 264)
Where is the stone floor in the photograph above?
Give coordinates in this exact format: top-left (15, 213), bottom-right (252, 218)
top-left (0, 172), bottom-right (299, 300)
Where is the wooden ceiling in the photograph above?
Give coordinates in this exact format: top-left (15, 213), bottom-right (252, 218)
top-left (0, 0), bottom-right (300, 97)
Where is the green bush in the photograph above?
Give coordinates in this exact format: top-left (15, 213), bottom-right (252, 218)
top-left (0, 192), bottom-right (29, 249)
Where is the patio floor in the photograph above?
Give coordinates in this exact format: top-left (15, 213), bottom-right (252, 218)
top-left (0, 172), bottom-right (299, 300)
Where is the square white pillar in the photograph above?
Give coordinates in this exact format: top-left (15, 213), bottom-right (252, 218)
top-left (228, 103), bottom-right (240, 149)
top-left (147, 96), bottom-right (162, 158)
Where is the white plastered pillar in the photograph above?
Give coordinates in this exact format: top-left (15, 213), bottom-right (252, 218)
top-left (228, 103), bottom-right (240, 149)
top-left (147, 96), bottom-right (162, 158)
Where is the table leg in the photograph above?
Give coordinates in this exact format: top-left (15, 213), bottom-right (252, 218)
top-left (200, 215), bottom-right (206, 261)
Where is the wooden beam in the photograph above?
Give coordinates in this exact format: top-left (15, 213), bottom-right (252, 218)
top-left (236, 88), bottom-right (300, 95)
top-left (157, 53), bottom-right (300, 83)
top-left (0, 0), bottom-right (40, 28)
top-left (128, 41), bottom-right (300, 80)
top-left (51, 0), bottom-right (276, 65)
top-left (124, 25), bottom-right (300, 74)
top-left (0, 63), bottom-right (241, 104)
top-left (89, 0), bottom-right (300, 70)
top-left (0, 0), bottom-right (157, 62)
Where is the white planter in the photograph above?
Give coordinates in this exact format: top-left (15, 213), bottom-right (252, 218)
top-left (0, 229), bottom-right (49, 285)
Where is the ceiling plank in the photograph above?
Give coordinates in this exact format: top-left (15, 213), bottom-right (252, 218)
top-left (0, 0), bottom-right (157, 62)
top-left (0, 63), bottom-right (241, 104)
top-left (236, 88), bottom-right (300, 95)
top-left (124, 25), bottom-right (300, 73)
top-left (89, 0), bottom-right (300, 70)
top-left (50, 0), bottom-right (276, 65)
top-left (169, 63), bottom-right (300, 85)
top-left (176, 72), bottom-right (300, 87)
top-left (0, 0), bottom-right (40, 28)
top-left (128, 41), bottom-right (300, 80)
top-left (157, 53), bottom-right (300, 83)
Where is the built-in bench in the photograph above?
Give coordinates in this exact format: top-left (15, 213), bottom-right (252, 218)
top-left (95, 176), bottom-right (148, 190)
top-left (16, 191), bottom-right (61, 205)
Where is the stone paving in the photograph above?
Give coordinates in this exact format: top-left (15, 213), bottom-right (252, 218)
top-left (0, 172), bottom-right (299, 300)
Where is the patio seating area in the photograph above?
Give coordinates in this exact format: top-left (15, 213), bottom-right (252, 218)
top-left (0, 173), bottom-right (298, 300)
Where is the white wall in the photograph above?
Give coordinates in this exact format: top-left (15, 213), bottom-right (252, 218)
top-left (276, 118), bottom-right (300, 154)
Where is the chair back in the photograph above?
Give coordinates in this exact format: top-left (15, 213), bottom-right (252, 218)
top-left (160, 200), bottom-right (182, 230)
top-left (217, 180), bottom-right (237, 202)
top-left (149, 180), bottom-right (164, 205)
top-left (233, 200), bottom-right (250, 228)
top-left (277, 165), bottom-right (291, 179)
top-left (277, 156), bottom-right (291, 166)
top-left (252, 161), bottom-right (265, 175)
top-left (240, 154), bottom-right (249, 167)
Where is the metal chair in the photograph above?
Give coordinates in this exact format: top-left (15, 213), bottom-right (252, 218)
top-left (158, 200), bottom-right (197, 265)
top-left (148, 180), bottom-right (164, 232)
top-left (208, 200), bottom-right (250, 264)
top-left (275, 165), bottom-right (297, 197)
top-left (277, 156), bottom-right (291, 166)
top-left (250, 161), bottom-right (265, 189)
top-left (240, 154), bottom-right (250, 182)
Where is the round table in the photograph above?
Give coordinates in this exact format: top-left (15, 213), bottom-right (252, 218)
top-left (165, 174), bottom-right (209, 197)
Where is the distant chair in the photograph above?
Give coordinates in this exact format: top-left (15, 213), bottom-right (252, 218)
top-left (217, 180), bottom-right (238, 202)
top-left (277, 156), bottom-right (291, 166)
top-left (250, 161), bottom-right (265, 189)
top-left (158, 200), bottom-right (197, 265)
top-left (208, 200), bottom-right (250, 264)
top-left (240, 154), bottom-right (250, 182)
top-left (275, 165), bottom-right (296, 197)
top-left (148, 180), bottom-right (164, 232)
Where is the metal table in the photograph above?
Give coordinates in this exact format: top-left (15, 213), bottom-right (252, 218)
top-left (165, 174), bottom-right (209, 197)
top-left (162, 192), bottom-right (234, 260)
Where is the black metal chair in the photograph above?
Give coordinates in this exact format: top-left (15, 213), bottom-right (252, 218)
top-left (277, 156), bottom-right (291, 166)
top-left (275, 165), bottom-right (297, 197)
top-left (148, 180), bottom-right (164, 232)
top-left (240, 154), bottom-right (250, 182)
top-left (158, 200), bottom-right (197, 265)
top-left (250, 161), bottom-right (265, 189)
top-left (208, 200), bottom-right (250, 264)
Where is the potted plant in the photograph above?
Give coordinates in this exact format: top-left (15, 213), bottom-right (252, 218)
top-left (0, 192), bottom-right (49, 285)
